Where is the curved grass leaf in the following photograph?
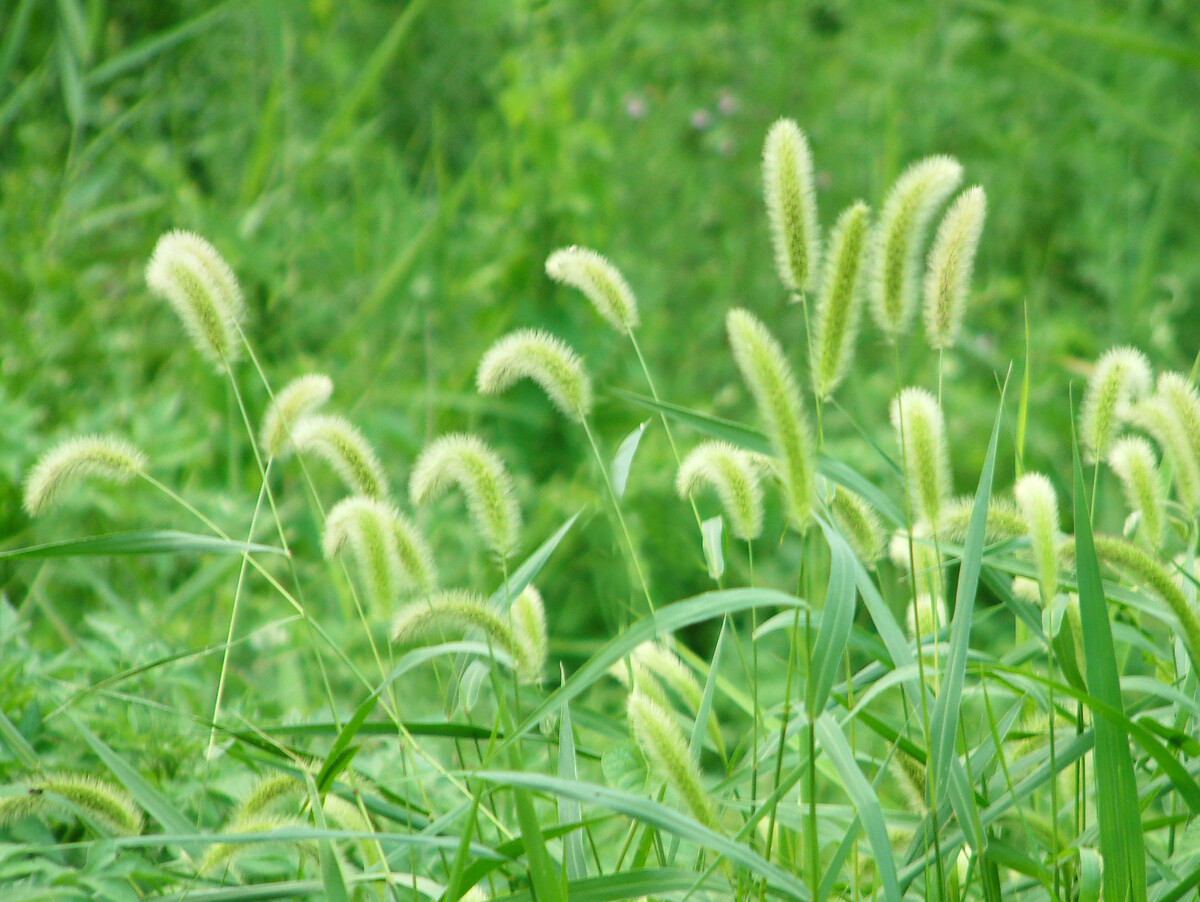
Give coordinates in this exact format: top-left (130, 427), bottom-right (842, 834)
top-left (610, 420), bottom-right (648, 499)
top-left (0, 530), bottom-right (283, 560)
top-left (809, 516), bottom-right (858, 714)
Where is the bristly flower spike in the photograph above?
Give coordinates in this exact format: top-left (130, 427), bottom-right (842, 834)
top-left (409, 433), bottom-right (522, 559)
top-left (260, 374), bottom-right (334, 458)
top-left (1107, 436), bottom-right (1166, 547)
top-left (870, 156), bottom-right (963, 339)
top-left (545, 246), bottom-right (639, 334)
top-left (1079, 346), bottom-right (1152, 464)
top-left (392, 588), bottom-right (534, 678)
top-left (924, 186), bottom-right (986, 350)
top-left (145, 230), bottom-right (246, 370)
top-left (1132, 395), bottom-right (1200, 512)
top-left (1156, 372), bottom-right (1200, 471)
top-left (830, 486), bottom-right (886, 563)
top-left (324, 496), bottom-right (437, 608)
top-left (0, 772), bottom-right (145, 836)
top-left (675, 440), bottom-right (765, 541)
top-left (762, 118), bottom-right (820, 293)
top-left (290, 414), bottom-right (390, 499)
top-left (890, 387), bottom-right (952, 528)
top-left (476, 329), bottom-right (593, 422)
top-left (1013, 472), bottom-right (1060, 605)
top-left (509, 585), bottom-right (548, 683)
top-left (812, 201), bottom-right (871, 399)
top-left (726, 308), bottom-right (816, 530)
top-left (627, 690), bottom-right (715, 828)
top-left (23, 435), bottom-right (148, 517)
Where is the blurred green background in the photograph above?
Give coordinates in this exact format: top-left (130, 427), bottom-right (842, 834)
top-left (2, 0), bottom-right (1199, 638)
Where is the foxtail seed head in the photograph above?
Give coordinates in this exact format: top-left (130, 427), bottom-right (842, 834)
top-left (477, 329), bottom-right (593, 422)
top-left (726, 308), bottom-right (816, 530)
top-left (870, 156), bottom-right (963, 339)
top-left (1156, 372), bottom-right (1200, 466)
top-left (627, 690), bottom-right (715, 828)
top-left (391, 589), bottom-right (533, 678)
top-left (23, 434), bottom-right (148, 517)
top-left (409, 433), bottom-right (522, 559)
top-left (907, 591), bottom-right (947, 641)
top-left (0, 772), bottom-right (144, 836)
top-left (676, 440), bottom-right (765, 541)
top-left (1079, 346), bottom-right (1152, 463)
top-left (830, 486), bottom-right (885, 563)
top-left (890, 387), bottom-right (952, 527)
top-left (1107, 436), bottom-right (1166, 547)
top-left (812, 201), bottom-right (871, 399)
top-left (291, 414), bottom-right (390, 499)
top-left (923, 186), bottom-right (986, 350)
top-left (762, 118), bottom-right (820, 293)
top-left (510, 585), bottom-right (548, 683)
top-left (324, 496), bottom-right (405, 611)
top-left (1131, 396), bottom-right (1200, 512)
top-left (545, 246), bottom-right (639, 334)
top-left (260, 374), bottom-right (334, 458)
top-left (1013, 472), bottom-right (1060, 605)
top-left (145, 230), bottom-right (246, 370)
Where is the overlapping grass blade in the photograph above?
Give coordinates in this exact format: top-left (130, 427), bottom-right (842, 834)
top-left (810, 516), bottom-right (858, 714)
top-left (0, 530), bottom-right (284, 559)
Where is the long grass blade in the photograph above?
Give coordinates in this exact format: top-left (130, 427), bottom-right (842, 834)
top-left (0, 530), bottom-right (284, 560)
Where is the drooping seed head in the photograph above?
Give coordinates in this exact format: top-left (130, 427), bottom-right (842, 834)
top-left (1156, 372), bottom-right (1200, 470)
top-left (324, 496), bottom-right (405, 611)
top-left (291, 414), bottom-right (390, 499)
top-left (545, 246), bottom-right (639, 334)
top-left (0, 772), bottom-right (144, 836)
top-left (923, 186), bottom-right (986, 350)
top-left (934, 495), bottom-right (1026, 545)
top-left (1107, 436), bottom-right (1166, 547)
top-left (409, 433), bottom-right (522, 559)
top-left (726, 308), bottom-right (816, 530)
top-left (675, 440), bottom-right (765, 541)
top-left (812, 201), bottom-right (871, 399)
top-left (1079, 346), bottom-right (1152, 464)
top-left (476, 329), bottom-right (593, 422)
top-left (392, 588), bottom-right (532, 677)
top-left (260, 374), bottom-right (334, 458)
top-left (830, 486), bottom-right (885, 563)
top-left (890, 387), bottom-right (952, 527)
top-left (145, 230), bottom-right (246, 370)
top-left (1130, 395), bottom-right (1200, 511)
top-left (632, 641), bottom-right (703, 712)
top-left (626, 690), bottom-right (714, 828)
top-left (870, 156), bottom-right (963, 339)
top-left (762, 118), bottom-right (820, 293)
top-left (198, 812), bottom-right (307, 877)
top-left (509, 585), bottom-right (548, 683)
top-left (23, 435), bottom-right (148, 517)
top-left (1013, 472), bottom-right (1060, 605)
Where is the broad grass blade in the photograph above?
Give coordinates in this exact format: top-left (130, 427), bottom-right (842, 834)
top-left (0, 530), bottom-right (283, 559)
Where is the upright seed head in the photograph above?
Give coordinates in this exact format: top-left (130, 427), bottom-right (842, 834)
top-left (812, 201), bottom-right (871, 399)
top-left (1107, 436), bottom-right (1166, 547)
top-left (291, 414), bottom-right (390, 499)
top-left (890, 387), bottom-right (952, 528)
top-left (923, 186), bottom-right (986, 350)
top-left (1079, 346), bottom-right (1152, 464)
top-left (626, 690), bottom-right (715, 828)
top-left (392, 588), bottom-right (533, 678)
top-left (324, 496), bottom-right (405, 611)
top-left (1013, 472), bottom-right (1060, 605)
top-left (1156, 372), bottom-right (1200, 467)
top-left (907, 591), bottom-right (947, 642)
top-left (23, 435), bottom-right (148, 517)
top-left (675, 440), bottom-right (765, 541)
top-left (869, 156), bottom-right (964, 339)
top-left (476, 329), bottom-right (593, 422)
top-left (545, 246), bottom-right (639, 334)
top-left (409, 433), bottom-right (522, 559)
top-left (830, 486), bottom-right (885, 563)
top-left (145, 230), bottom-right (246, 370)
top-left (762, 118), bottom-right (820, 293)
top-left (509, 585), bottom-right (548, 683)
top-left (726, 308), bottom-right (816, 530)
top-left (260, 374), bottom-right (334, 458)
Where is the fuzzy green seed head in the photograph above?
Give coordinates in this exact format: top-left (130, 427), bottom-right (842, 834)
top-left (907, 591), bottom-right (947, 641)
top-left (1079, 346), bottom-right (1152, 464)
top-left (260, 374), bottom-right (334, 458)
top-left (676, 440), bottom-right (765, 541)
top-left (510, 585), bottom-right (548, 683)
top-left (726, 308), bottom-right (816, 530)
top-left (632, 641), bottom-right (703, 712)
top-left (890, 387), bottom-right (952, 528)
top-left (291, 414), bottom-right (390, 499)
top-left (477, 328), bottom-right (593, 422)
top-left (627, 690), bottom-right (715, 828)
top-left (145, 230), bottom-right (246, 370)
top-left (1014, 472), bottom-right (1060, 605)
top-left (1108, 436), bottom-right (1166, 547)
top-left (870, 156), bottom-right (963, 339)
top-left (0, 772), bottom-right (145, 836)
top-left (812, 201), bottom-right (871, 399)
top-left (409, 433), bottom-right (522, 559)
top-left (923, 186), bottom-right (986, 350)
top-left (830, 486), bottom-right (885, 563)
top-left (934, 495), bottom-right (1026, 545)
top-left (1131, 395), bottom-right (1200, 512)
top-left (23, 434), bottom-right (148, 517)
top-left (392, 588), bottom-right (532, 677)
top-left (324, 496), bottom-right (405, 612)
top-left (762, 118), bottom-right (820, 293)
top-left (545, 246), bottom-right (639, 334)
top-left (1156, 372), bottom-right (1200, 471)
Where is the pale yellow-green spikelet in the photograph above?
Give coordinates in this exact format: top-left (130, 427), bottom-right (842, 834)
top-left (476, 328), bottom-right (593, 422)
top-left (1078, 346), bottom-right (1152, 463)
top-left (291, 414), bottom-right (390, 499)
top-left (762, 118), bottom-right (820, 293)
top-left (0, 772), bottom-right (144, 836)
top-left (890, 387), bottom-right (952, 528)
top-left (812, 201), bottom-right (870, 399)
top-left (145, 230), bottom-right (246, 370)
top-left (923, 186), bottom-right (986, 350)
top-left (907, 591), bottom-right (947, 641)
top-left (409, 433), bottom-right (522, 559)
top-left (23, 434), bottom-right (148, 517)
top-left (870, 156), bottom-right (963, 339)
top-left (726, 308), bottom-right (816, 530)
top-left (1107, 436), bottom-right (1166, 547)
top-left (393, 511), bottom-right (438, 592)
top-left (510, 585), bottom-right (548, 683)
top-left (627, 690), bottom-right (715, 829)
top-left (675, 440), bottom-right (765, 541)
top-left (545, 246), bottom-right (639, 334)
top-left (237, 772), bottom-right (303, 819)
top-left (198, 812), bottom-right (307, 877)
top-left (324, 496), bottom-right (405, 611)
top-left (1156, 372), bottom-right (1200, 471)
top-left (632, 642), bottom-right (703, 712)
top-left (260, 373), bottom-right (334, 458)
top-left (830, 486), bottom-right (885, 563)
top-left (935, 495), bottom-right (1025, 544)
top-left (391, 589), bottom-right (532, 677)
top-left (1132, 395), bottom-right (1200, 512)
top-left (1013, 472), bottom-right (1060, 605)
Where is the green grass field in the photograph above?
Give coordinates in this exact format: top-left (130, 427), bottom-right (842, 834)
top-left (2, 2), bottom-right (1200, 900)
